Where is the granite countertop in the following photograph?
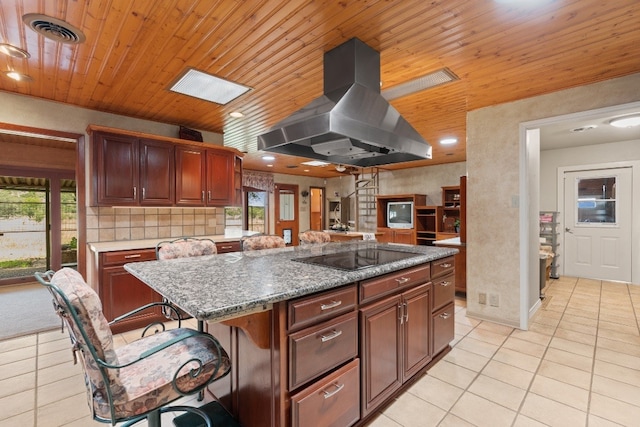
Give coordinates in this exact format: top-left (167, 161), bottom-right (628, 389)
top-left (124, 241), bottom-right (458, 322)
top-left (88, 230), bottom-right (259, 253)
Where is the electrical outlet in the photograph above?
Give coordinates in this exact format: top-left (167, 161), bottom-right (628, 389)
top-left (478, 292), bottom-right (487, 305)
top-left (489, 293), bottom-right (500, 307)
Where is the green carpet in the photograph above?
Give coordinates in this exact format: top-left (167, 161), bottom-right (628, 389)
top-left (173, 401), bottom-right (241, 427)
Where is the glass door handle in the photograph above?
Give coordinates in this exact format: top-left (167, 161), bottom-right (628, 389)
top-left (565, 227), bottom-right (573, 233)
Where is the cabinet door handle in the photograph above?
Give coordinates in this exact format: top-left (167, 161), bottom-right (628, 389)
top-left (320, 300), bottom-right (342, 311)
top-left (201, 191), bottom-right (205, 202)
top-left (208, 190), bottom-right (211, 201)
top-left (439, 263), bottom-right (452, 268)
top-left (133, 186), bottom-right (137, 198)
top-left (398, 303), bottom-right (404, 324)
top-left (404, 302), bottom-right (409, 322)
top-left (124, 254), bottom-right (141, 259)
top-left (439, 312), bottom-right (451, 320)
top-left (439, 281), bottom-right (451, 287)
top-left (323, 383), bottom-right (344, 399)
top-left (395, 277), bottom-right (410, 285)
top-left (320, 329), bottom-right (342, 342)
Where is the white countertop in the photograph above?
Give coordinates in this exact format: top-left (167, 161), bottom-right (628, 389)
top-left (434, 236), bottom-right (465, 247)
top-left (88, 230), bottom-right (259, 253)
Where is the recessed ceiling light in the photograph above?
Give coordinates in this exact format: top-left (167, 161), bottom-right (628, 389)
top-left (4, 71), bottom-right (33, 81)
top-left (170, 68), bottom-right (251, 105)
top-left (301, 160), bottom-right (330, 166)
top-left (0, 43), bottom-right (30, 59)
top-left (609, 114), bottom-right (640, 128)
top-left (229, 111), bottom-right (244, 118)
top-left (261, 155), bottom-right (275, 161)
top-left (440, 138), bottom-right (458, 145)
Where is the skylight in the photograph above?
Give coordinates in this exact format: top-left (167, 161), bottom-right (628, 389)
top-left (170, 68), bottom-right (251, 105)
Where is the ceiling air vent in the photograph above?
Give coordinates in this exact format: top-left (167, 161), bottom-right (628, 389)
top-left (22, 14), bottom-right (86, 44)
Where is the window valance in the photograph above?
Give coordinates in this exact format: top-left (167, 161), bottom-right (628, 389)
top-left (242, 170), bottom-right (275, 193)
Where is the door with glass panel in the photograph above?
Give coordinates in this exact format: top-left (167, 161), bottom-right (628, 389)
top-left (274, 183), bottom-right (298, 246)
top-left (563, 167), bottom-right (632, 281)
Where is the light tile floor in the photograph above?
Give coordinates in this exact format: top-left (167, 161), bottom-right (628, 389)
top-left (1, 276), bottom-right (640, 426)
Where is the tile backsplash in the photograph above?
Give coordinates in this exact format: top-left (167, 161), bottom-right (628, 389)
top-left (86, 207), bottom-right (225, 242)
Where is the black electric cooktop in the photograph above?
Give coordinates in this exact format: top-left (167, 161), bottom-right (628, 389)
top-left (294, 248), bottom-right (422, 271)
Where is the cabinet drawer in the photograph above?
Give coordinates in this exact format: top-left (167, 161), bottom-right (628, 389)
top-left (289, 311), bottom-right (358, 390)
top-left (291, 359), bottom-right (360, 427)
top-left (431, 256), bottom-right (455, 278)
top-left (215, 241), bottom-right (240, 253)
top-left (432, 273), bottom-right (455, 311)
top-left (288, 285), bottom-right (357, 331)
top-left (360, 263), bottom-right (430, 304)
top-left (433, 302), bottom-right (455, 355)
top-left (102, 248), bottom-right (157, 266)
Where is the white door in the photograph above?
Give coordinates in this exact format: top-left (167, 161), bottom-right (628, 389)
top-left (563, 167), bottom-right (632, 281)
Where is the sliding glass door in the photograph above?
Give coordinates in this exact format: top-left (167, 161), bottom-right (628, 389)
top-left (0, 172), bottom-right (76, 285)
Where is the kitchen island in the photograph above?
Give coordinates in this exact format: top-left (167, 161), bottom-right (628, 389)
top-left (125, 241), bottom-right (458, 427)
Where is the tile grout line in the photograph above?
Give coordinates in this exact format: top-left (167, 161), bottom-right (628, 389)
top-left (507, 276), bottom-right (578, 427)
top-left (584, 278), bottom-right (603, 427)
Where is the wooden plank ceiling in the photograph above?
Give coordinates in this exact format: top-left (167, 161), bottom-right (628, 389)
top-left (0, 0), bottom-right (639, 178)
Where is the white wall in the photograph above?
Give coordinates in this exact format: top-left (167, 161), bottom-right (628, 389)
top-left (540, 139), bottom-right (640, 210)
top-left (467, 72), bottom-right (640, 328)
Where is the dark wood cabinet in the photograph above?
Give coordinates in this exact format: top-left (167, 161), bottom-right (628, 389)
top-left (94, 132), bottom-right (139, 206)
top-left (360, 283), bottom-right (431, 417)
top-left (89, 125), bottom-right (243, 207)
top-left (93, 132), bottom-right (174, 206)
top-left (175, 146), bottom-right (207, 206)
top-left (175, 146), bottom-right (236, 207)
top-left (98, 249), bottom-right (165, 334)
top-left (139, 139), bottom-right (174, 205)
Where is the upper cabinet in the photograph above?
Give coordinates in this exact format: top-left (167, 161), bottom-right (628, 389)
top-left (174, 147), bottom-right (237, 207)
top-left (90, 126), bottom-right (242, 207)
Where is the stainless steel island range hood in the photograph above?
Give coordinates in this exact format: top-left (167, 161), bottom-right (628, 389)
top-left (257, 38), bottom-right (432, 167)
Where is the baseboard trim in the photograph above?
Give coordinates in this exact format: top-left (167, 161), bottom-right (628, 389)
top-left (465, 310), bottom-right (521, 329)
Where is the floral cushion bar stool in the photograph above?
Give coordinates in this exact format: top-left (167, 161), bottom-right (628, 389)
top-left (298, 230), bottom-right (332, 245)
top-left (155, 237), bottom-right (218, 321)
top-left (35, 268), bottom-right (231, 427)
top-left (241, 234), bottom-right (286, 251)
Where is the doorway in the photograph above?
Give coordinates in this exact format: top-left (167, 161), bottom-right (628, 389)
top-left (0, 172), bottom-right (76, 285)
top-left (563, 167), bottom-right (632, 282)
top-left (309, 187), bottom-right (325, 230)
top-left (274, 183), bottom-right (299, 245)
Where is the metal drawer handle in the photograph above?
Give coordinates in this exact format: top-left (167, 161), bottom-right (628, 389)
top-left (320, 300), bottom-right (342, 310)
top-left (320, 329), bottom-right (343, 342)
top-left (124, 254), bottom-right (142, 259)
top-left (219, 245), bottom-right (233, 250)
top-left (439, 263), bottom-right (452, 268)
top-left (395, 277), bottom-right (410, 284)
top-left (323, 383), bottom-right (345, 399)
top-left (439, 312), bottom-right (451, 320)
top-left (439, 281), bottom-right (451, 287)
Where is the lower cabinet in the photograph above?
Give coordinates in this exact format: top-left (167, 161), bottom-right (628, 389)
top-left (360, 283), bottom-right (431, 417)
top-left (98, 249), bottom-right (165, 334)
top-left (291, 359), bottom-right (360, 427)
top-left (205, 258), bottom-right (454, 427)
top-left (378, 228), bottom-right (415, 244)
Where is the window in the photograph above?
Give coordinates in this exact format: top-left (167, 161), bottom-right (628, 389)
top-left (576, 176), bottom-right (617, 225)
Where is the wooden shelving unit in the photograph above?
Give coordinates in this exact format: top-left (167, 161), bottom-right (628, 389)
top-left (436, 186), bottom-right (461, 240)
top-left (415, 205), bottom-right (438, 246)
